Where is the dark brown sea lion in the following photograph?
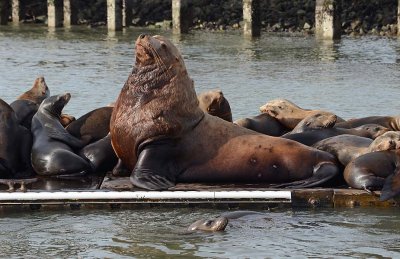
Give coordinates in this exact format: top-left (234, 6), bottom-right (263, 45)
top-left (344, 149), bottom-right (400, 201)
top-left (17, 76), bottom-right (50, 104)
top-left (31, 93), bottom-right (93, 176)
top-left (259, 98), bottom-right (345, 129)
top-left (0, 98), bottom-right (34, 179)
top-left (60, 113), bottom-right (76, 127)
top-left (335, 116), bottom-right (400, 131)
top-left (10, 99), bottom-right (39, 129)
top-left (197, 89), bottom-right (232, 122)
top-left (110, 34), bottom-right (340, 190)
top-left (313, 132), bottom-right (400, 166)
top-left (283, 112), bottom-right (337, 135)
top-left (66, 106), bottom-right (113, 144)
top-left (188, 211), bottom-right (267, 232)
top-left (283, 124), bottom-right (388, 146)
top-left (234, 113), bottom-right (289, 136)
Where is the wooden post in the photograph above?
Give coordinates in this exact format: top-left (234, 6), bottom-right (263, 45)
top-left (243, 0), bottom-right (261, 37)
top-left (48, 0), bottom-right (63, 28)
top-left (315, 0), bottom-right (341, 40)
top-left (11, 0), bottom-right (23, 24)
top-left (122, 0), bottom-right (132, 27)
top-left (63, 0), bottom-right (77, 27)
top-left (398, 0), bottom-right (400, 36)
top-left (107, 0), bottom-right (122, 31)
top-left (0, 0), bottom-right (8, 25)
top-left (172, 0), bottom-right (191, 34)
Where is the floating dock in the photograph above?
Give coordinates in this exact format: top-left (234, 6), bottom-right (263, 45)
top-left (0, 177), bottom-right (397, 212)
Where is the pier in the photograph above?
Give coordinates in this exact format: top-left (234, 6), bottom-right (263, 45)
top-left (0, 1), bottom-right (398, 39)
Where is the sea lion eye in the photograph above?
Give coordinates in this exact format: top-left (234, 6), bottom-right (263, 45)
top-left (205, 220), bottom-right (213, 226)
top-left (161, 42), bottom-right (167, 48)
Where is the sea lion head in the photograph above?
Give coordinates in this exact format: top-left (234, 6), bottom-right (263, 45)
top-left (354, 124), bottom-right (389, 139)
top-left (198, 89), bottom-right (233, 122)
top-left (259, 98), bottom-right (298, 118)
top-left (302, 112), bottom-right (337, 129)
top-left (39, 93), bottom-right (71, 118)
top-left (369, 131), bottom-right (400, 152)
top-left (187, 217), bottom-right (229, 232)
top-left (34, 76), bottom-right (50, 97)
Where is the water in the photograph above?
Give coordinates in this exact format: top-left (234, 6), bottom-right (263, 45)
top-left (1, 25), bottom-right (400, 257)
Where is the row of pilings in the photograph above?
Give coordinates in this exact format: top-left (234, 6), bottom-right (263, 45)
top-left (0, 0), bottom-right (399, 40)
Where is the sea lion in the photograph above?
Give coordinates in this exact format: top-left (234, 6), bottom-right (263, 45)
top-left (17, 76), bottom-right (50, 104)
top-left (79, 133), bottom-right (118, 173)
top-left (66, 106), bottom-right (113, 145)
top-left (197, 89), bottom-right (232, 122)
top-left (234, 113), bottom-right (289, 136)
top-left (313, 131), bottom-right (400, 166)
top-left (282, 124), bottom-right (388, 146)
top-left (60, 113), bottom-right (76, 127)
top-left (335, 116), bottom-right (400, 131)
top-left (110, 34), bottom-right (340, 190)
top-left (31, 93), bottom-right (93, 176)
top-left (0, 98), bottom-right (34, 179)
top-left (283, 112), bottom-right (337, 135)
top-left (188, 211), bottom-right (266, 232)
top-left (10, 99), bottom-right (39, 129)
top-left (344, 149), bottom-right (400, 201)
top-left (259, 98), bottom-right (345, 129)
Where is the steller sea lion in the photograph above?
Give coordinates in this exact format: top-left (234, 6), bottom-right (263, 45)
top-left (31, 93), bottom-right (92, 176)
top-left (234, 113), bottom-right (289, 136)
top-left (17, 76), bottom-right (50, 104)
top-left (197, 89), bottom-right (232, 122)
top-left (259, 98), bottom-right (345, 129)
top-left (109, 34), bottom-right (340, 190)
top-left (0, 98), bottom-right (34, 179)
top-left (283, 112), bottom-right (337, 136)
top-left (313, 132), bottom-right (400, 166)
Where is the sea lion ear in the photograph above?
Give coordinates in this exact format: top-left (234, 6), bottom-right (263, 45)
top-left (130, 139), bottom-right (180, 190)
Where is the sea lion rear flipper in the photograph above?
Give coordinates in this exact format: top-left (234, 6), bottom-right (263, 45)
top-left (380, 168), bottom-right (400, 201)
top-left (130, 139), bottom-right (179, 190)
top-left (273, 162), bottom-right (339, 188)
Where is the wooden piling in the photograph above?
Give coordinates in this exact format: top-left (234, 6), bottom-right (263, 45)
top-left (48, 0), bottom-right (63, 28)
top-left (172, 0), bottom-right (191, 34)
top-left (122, 0), bottom-right (132, 27)
top-left (0, 0), bottom-right (8, 25)
top-left (11, 0), bottom-right (23, 24)
top-left (398, 0), bottom-right (400, 36)
top-left (243, 0), bottom-right (261, 37)
top-left (63, 0), bottom-right (77, 27)
top-left (315, 0), bottom-right (342, 40)
top-left (107, 0), bottom-right (122, 31)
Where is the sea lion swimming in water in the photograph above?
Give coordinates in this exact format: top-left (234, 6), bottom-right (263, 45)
top-left (110, 34), bottom-right (340, 190)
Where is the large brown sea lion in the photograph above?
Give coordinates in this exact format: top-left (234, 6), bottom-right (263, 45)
top-left (110, 34), bottom-right (340, 190)
top-left (17, 76), bottom-right (50, 104)
top-left (234, 113), bottom-right (289, 136)
top-left (259, 98), bottom-right (345, 129)
top-left (31, 93), bottom-right (92, 176)
top-left (0, 98), bottom-right (34, 178)
top-left (197, 89), bottom-right (232, 122)
top-left (335, 116), bottom-right (400, 131)
top-left (344, 149), bottom-right (400, 201)
top-left (313, 132), bottom-right (400, 166)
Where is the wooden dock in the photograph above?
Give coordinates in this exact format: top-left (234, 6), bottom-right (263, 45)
top-left (0, 177), bottom-right (397, 212)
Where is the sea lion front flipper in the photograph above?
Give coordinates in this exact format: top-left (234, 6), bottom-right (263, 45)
top-left (130, 139), bottom-right (179, 190)
top-left (272, 162), bottom-right (339, 188)
top-left (44, 123), bottom-right (85, 149)
top-left (380, 168), bottom-right (400, 201)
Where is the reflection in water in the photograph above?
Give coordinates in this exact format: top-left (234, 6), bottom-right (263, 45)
top-left (1, 26), bottom-right (400, 257)
top-left (316, 39), bottom-right (340, 61)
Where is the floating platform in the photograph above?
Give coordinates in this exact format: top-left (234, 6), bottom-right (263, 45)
top-left (0, 177), bottom-right (397, 212)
